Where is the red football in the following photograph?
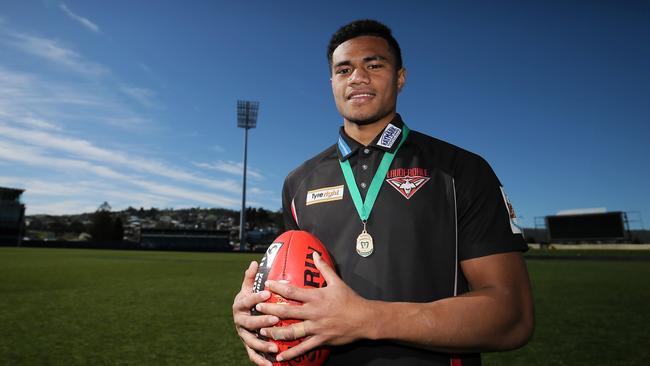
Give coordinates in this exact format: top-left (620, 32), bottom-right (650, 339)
top-left (251, 230), bottom-right (334, 366)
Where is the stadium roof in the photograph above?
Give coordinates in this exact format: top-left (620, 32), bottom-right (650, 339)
top-left (0, 187), bottom-right (25, 200)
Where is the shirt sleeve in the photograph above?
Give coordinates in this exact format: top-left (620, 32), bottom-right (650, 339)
top-left (456, 155), bottom-right (528, 261)
top-left (281, 177), bottom-right (299, 231)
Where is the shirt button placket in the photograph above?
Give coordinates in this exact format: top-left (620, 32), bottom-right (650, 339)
top-left (359, 148), bottom-right (371, 193)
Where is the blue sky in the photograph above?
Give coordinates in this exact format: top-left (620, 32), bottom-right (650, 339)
top-left (0, 1), bottom-right (648, 229)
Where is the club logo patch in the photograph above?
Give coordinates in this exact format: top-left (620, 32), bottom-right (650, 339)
top-left (385, 167), bottom-right (430, 199)
top-left (377, 123), bottom-right (401, 149)
top-left (306, 185), bottom-right (345, 205)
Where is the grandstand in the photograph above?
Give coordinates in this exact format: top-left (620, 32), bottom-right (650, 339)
top-left (532, 209), bottom-right (648, 244)
top-left (0, 187), bottom-right (25, 246)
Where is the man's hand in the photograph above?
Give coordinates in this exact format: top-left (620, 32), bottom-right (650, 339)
top-left (232, 261), bottom-right (281, 366)
top-left (257, 252), bottom-right (373, 362)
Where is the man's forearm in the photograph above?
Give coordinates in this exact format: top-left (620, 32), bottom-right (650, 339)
top-left (365, 286), bottom-right (534, 353)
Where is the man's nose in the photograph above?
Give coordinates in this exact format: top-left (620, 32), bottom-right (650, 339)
top-left (348, 67), bottom-right (370, 84)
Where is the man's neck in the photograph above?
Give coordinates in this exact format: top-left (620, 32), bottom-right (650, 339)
top-left (343, 112), bottom-right (396, 146)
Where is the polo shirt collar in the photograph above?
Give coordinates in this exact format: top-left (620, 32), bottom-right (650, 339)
top-left (337, 114), bottom-right (406, 161)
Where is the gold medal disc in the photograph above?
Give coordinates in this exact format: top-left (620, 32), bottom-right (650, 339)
top-left (356, 231), bottom-right (374, 257)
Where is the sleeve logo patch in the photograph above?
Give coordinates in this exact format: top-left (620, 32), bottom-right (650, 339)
top-left (500, 186), bottom-right (523, 235)
top-left (377, 123), bottom-right (402, 149)
top-left (306, 185), bottom-right (345, 206)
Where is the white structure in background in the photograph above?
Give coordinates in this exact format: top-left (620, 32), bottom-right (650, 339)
top-left (557, 208), bottom-right (607, 216)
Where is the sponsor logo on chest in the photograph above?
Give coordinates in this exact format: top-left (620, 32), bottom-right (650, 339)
top-left (306, 185), bottom-right (345, 206)
top-left (385, 167), bottom-right (430, 199)
top-left (377, 123), bottom-right (402, 149)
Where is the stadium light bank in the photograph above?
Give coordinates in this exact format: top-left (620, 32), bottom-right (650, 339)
top-left (237, 100), bottom-right (259, 251)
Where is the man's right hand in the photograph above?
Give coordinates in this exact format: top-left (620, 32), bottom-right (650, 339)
top-left (232, 261), bottom-right (280, 366)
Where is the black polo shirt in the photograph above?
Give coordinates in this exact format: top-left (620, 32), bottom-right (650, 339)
top-left (281, 114), bottom-right (527, 366)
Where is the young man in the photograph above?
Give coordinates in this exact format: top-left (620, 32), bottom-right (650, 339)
top-left (233, 20), bottom-right (534, 366)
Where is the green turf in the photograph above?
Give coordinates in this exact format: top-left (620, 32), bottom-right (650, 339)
top-left (525, 248), bottom-right (650, 258)
top-left (483, 260), bottom-right (650, 366)
top-left (1, 248), bottom-right (648, 365)
top-left (0, 248), bottom-right (259, 365)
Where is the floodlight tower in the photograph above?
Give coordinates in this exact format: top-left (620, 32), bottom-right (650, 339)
top-left (237, 100), bottom-right (259, 251)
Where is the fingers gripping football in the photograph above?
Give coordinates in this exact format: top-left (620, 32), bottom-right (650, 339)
top-left (311, 252), bottom-right (341, 286)
top-left (237, 290), bottom-right (280, 331)
top-left (262, 321), bottom-right (309, 341)
top-left (232, 261), bottom-right (279, 360)
top-left (259, 252), bottom-right (373, 360)
top-left (234, 262), bottom-right (277, 331)
top-left (245, 344), bottom-right (273, 366)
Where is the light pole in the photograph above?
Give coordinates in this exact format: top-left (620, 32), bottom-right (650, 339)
top-left (237, 100), bottom-right (259, 251)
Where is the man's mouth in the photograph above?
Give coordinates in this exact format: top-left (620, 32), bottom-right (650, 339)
top-left (347, 92), bottom-right (376, 101)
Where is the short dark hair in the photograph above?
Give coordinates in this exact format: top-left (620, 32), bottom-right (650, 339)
top-left (327, 19), bottom-right (403, 72)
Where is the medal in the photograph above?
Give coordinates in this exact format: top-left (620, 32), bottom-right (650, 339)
top-left (338, 124), bottom-right (410, 258)
top-left (356, 221), bottom-right (374, 257)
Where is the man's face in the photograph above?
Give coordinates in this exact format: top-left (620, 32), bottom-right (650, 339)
top-left (330, 36), bottom-right (405, 125)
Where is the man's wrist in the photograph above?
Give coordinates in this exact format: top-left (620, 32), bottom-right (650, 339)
top-left (360, 299), bottom-right (387, 341)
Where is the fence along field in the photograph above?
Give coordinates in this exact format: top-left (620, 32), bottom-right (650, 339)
top-left (0, 248), bottom-right (648, 365)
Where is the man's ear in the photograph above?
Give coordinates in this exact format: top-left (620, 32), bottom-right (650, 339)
top-left (397, 68), bottom-right (406, 93)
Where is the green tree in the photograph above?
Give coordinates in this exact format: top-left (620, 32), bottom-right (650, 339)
top-left (112, 217), bottom-right (124, 241)
top-left (98, 201), bottom-right (112, 212)
top-left (90, 210), bottom-right (114, 242)
top-left (90, 202), bottom-right (122, 242)
top-left (47, 221), bottom-right (67, 234)
top-left (69, 220), bottom-right (86, 234)
top-left (271, 209), bottom-right (284, 231)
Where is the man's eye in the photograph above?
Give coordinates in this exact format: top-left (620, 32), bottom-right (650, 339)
top-left (336, 68), bottom-right (351, 75)
top-left (368, 64), bottom-right (383, 69)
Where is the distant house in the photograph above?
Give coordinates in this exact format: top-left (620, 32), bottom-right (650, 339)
top-left (0, 187), bottom-right (26, 246)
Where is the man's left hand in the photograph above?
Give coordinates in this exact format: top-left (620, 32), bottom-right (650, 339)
top-left (256, 252), bottom-right (373, 362)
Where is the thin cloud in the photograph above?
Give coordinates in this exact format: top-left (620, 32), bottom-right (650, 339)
top-left (249, 187), bottom-right (273, 195)
top-left (0, 66), bottom-right (243, 208)
top-left (0, 123), bottom-right (242, 194)
top-left (1, 23), bottom-right (158, 127)
top-left (0, 140), bottom-right (241, 209)
top-left (0, 111), bottom-right (61, 131)
top-left (1, 176), bottom-right (175, 214)
top-left (138, 62), bottom-right (152, 74)
top-left (27, 200), bottom-right (100, 216)
top-left (120, 85), bottom-right (156, 107)
top-left (93, 116), bottom-right (152, 129)
top-left (0, 71), bottom-right (102, 108)
top-left (0, 177), bottom-right (93, 197)
top-left (0, 21), bottom-right (275, 213)
top-left (193, 160), bottom-right (264, 180)
top-left (138, 62), bottom-right (167, 88)
top-left (0, 66), bottom-right (152, 131)
top-left (6, 32), bottom-right (108, 76)
top-left (59, 3), bottom-right (101, 34)
top-left (128, 178), bottom-right (240, 207)
top-left (0, 139), bottom-right (126, 181)
top-left (20, 116), bottom-right (62, 131)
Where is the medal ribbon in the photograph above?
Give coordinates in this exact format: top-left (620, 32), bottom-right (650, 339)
top-left (339, 124), bottom-right (410, 222)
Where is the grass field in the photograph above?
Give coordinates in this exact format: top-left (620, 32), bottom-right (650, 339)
top-left (1, 248), bottom-right (648, 365)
